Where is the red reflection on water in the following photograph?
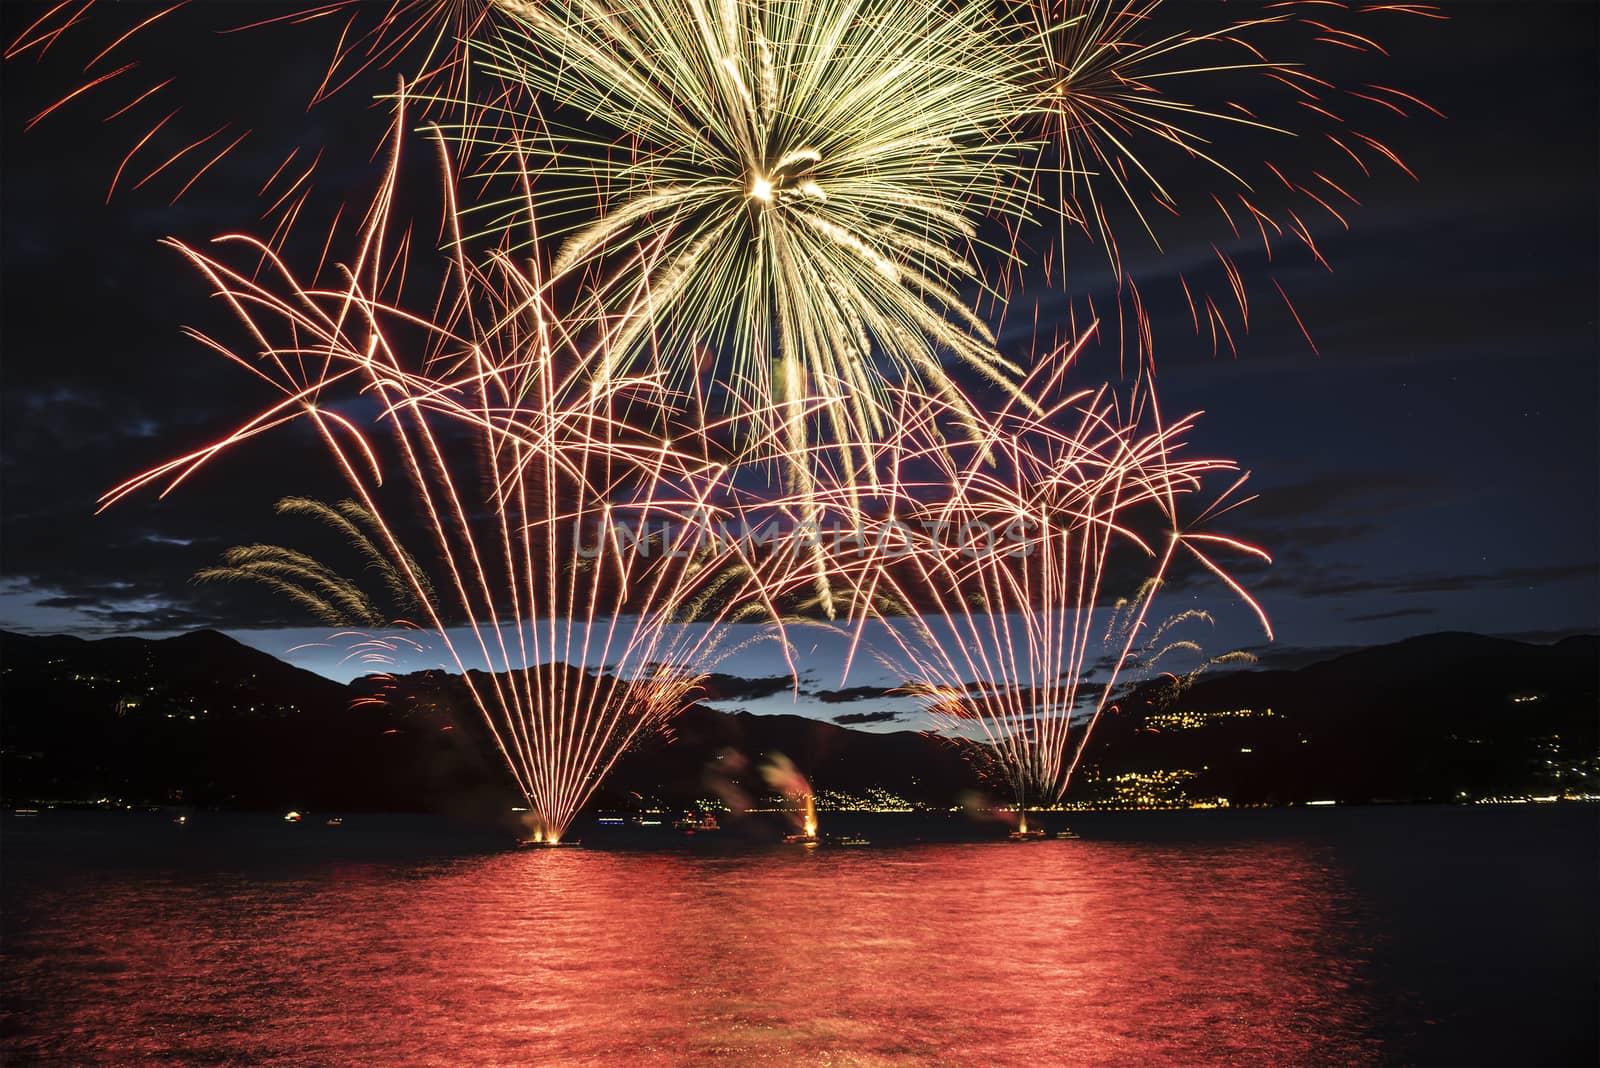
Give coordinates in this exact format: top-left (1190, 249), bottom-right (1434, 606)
top-left (3, 837), bottom-right (1375, 1066)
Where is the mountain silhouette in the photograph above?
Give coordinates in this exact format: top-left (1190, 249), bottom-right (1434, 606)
top-left (2, 628), bottom-right (1594, 813)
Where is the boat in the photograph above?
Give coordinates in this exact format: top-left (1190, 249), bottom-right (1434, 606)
top-left (672, 812), bottom-right (720, 833)
top-left (283, 810), bottom-right (303, 823)
top-left (1053, 829), bottom-right (1080, 840)
top-left (828, 834), bottom-right (870, 847)
top-left (782, 832), bottom-right (820, 845)
top-left (325, 817), bottom-right (343, 827)
top-left (1007, 827), bottom-right (1047, 841)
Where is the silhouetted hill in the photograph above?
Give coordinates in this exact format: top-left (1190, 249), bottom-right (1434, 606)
top-left (2, 629), bottom-right (1595, 813)
top-left (1088, 632), bottom-right (1598, 805)
top-left (5, 628), bottom-right (343, 703)
top-left (2, 629), bottom-right (385, 809)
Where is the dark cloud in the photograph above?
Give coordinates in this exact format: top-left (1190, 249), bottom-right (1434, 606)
top-left (1343, 607), bottom-right (1438, 625)
top-left (1239, 522), bottom-right (1378, 553)
top-left (831, 710), bottom-right (905, 726)
top-left (1266, 560), bottom-right (1598, 601)
top-left (1241, 473), bottom-right (1439, 526)
top-left (814, 685), bottom-right (898, 704)
top-left (699, 674), bottom-right (796, 702)
top-left (0, 577), bottom-right (222, 635)
top-left (1492, 626), bottom-right (1600, 646)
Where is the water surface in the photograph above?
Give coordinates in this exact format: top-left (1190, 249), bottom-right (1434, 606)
top-left (3, 806), bottom-right (1594, 1065)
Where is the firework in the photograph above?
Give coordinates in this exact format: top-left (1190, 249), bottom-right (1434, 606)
top-left (12, 0), bottom-right (1437, 370)
top-left (1015, 0), bottom-right (1443, 366)
top-left (104, 112), bottom-right (815, 843)
top-left (5, 0), bottom-right (511, 251)
top-left (458, 0), bottom-right (1036, 484)
top-left (52, 1), bottom-right (1321, 832)
top-left (196, 496), bottom-right (436, 628)
top-left (818, 336), bottom-right (1270, 811)
top-left (761, 752), bottom-right (819, 839)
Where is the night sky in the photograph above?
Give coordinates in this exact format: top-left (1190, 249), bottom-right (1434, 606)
top-left (2, 2), bottom-right (1595, 723)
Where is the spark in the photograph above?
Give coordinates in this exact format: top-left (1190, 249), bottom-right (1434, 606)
top-left (8, 0), bottom-right (504, 206)
top-left (459, 0), bottom-right (1036, 496)
top-left (1018, 0), bottom-right (1442, 368)
top-left (105, 113), bottom-right (817, 842)
top-left (809, 336), bottom-right (1271, 812)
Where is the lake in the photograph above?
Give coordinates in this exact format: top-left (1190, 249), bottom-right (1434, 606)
top-left (2, 806), bottom-right (1595, 1065)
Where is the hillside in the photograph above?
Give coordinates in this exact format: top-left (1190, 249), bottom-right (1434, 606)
top-left (2, 629), bottom-right (1594, 812)
top-left (1086, 633), bottom-right (1599, 805)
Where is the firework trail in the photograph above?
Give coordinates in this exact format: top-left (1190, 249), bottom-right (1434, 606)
top-left (11, 0), bottom-right (1438, 385)
top-left (761, 752), bottom-right (818, 837)
top-left (197, 495), bottom-right (439, 674)
top-left (815, 334), bottom-right (1270, 811)
top-left (196, 496), bottom-right (436, 628)
top-left (1097, 598), bottom-right (1262, 716)
top-left (103, 110), bottom-right (816, 842)
top-left (5, 0), bottom-right (513, 251)
top-left (457, 0), bottom-right (1035, 492)
top-left (27, 0), bottom-right (1341, 827)
top-left (1012, 0), bottom-right (1444, 368)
